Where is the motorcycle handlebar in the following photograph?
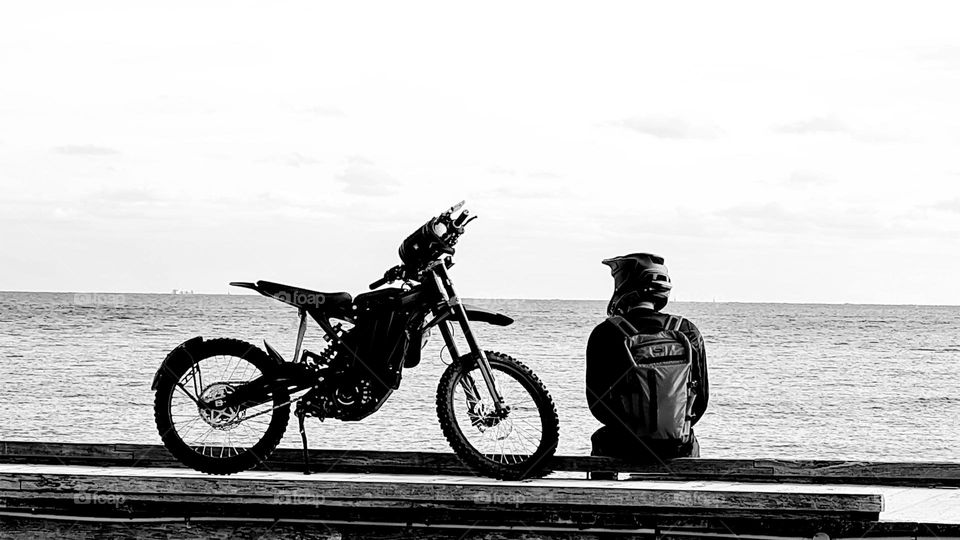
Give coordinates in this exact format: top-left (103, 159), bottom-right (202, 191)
top-left (443, 205), bottom-right (476, 242)
top-left (368, 276), bottom-right (390, 290)
top-left (369, 265), bottom-right (402, 290)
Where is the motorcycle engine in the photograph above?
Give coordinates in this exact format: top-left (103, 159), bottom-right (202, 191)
top-left (300, 313), bottom-right (399, 421)
top-left (332, 378), bottom-right (375, 412)
top-left (302, 376), bottom-right (382, 421)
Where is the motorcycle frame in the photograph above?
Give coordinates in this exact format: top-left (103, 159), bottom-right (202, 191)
top-left (307, 259), bottom-right (506, 413)
top-left (206, 258), bottom-right (508, 415)
top-left (228, 259), bottom-right (504, 414)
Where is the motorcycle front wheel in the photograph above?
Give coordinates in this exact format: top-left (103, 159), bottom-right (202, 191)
top-left (437, 351), bottom-right (559, 480)
top-left (153, 338), bottom-right (290, 475)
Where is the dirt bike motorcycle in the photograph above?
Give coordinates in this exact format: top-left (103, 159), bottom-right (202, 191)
top-left (152, 202), bottom-right (560, 480)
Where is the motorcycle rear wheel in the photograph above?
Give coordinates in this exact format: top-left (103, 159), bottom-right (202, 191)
top-left (437, 351), bottom-right (559, 480)
top-left (154, 338), bottom-right (290, 475)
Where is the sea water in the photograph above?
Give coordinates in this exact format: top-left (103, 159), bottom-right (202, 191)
top-left (0, 292), bottom-right (957, 460)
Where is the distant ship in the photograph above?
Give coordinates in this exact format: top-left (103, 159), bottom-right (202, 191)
top-left (171, 289), bottom-right (195, 295)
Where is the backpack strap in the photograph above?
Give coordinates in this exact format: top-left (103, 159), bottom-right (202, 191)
top-left (666, 315), bottom-right (684, 331)
top-left (607, 315), bottom-right (639, 337)
top-left (612, 314), bottom-right (683, 335)
top-left (664, 314), bottom-right (695, 443)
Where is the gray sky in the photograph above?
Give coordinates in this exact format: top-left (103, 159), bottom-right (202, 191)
top-left (2, 2), bottom-right (959, 304)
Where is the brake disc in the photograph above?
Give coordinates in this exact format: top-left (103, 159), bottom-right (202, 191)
top-left (198, 383), bottom-right (242, 430)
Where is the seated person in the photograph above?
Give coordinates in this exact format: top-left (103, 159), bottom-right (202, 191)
top-left (586, 253), bottom-right (709, 468)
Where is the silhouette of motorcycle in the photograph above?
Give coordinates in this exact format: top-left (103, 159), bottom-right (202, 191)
top-left (152, 201), bottom-right (559, 479)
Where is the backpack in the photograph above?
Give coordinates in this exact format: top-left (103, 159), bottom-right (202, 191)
top-left (607, 314), bottom-right (697, 442)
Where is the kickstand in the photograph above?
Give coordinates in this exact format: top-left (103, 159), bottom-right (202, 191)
top-left (296, 407), bottom-right (311, 475)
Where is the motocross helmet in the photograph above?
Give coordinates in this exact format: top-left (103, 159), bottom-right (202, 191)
top-left (603, 252), bottom-right (672, 315)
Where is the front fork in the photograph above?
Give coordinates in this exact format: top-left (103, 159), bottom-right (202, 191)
top-left (429, 264), bottom-right (507, 414)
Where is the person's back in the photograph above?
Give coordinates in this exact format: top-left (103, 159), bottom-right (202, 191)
top-left (585, 253), bottom-right (709, 463)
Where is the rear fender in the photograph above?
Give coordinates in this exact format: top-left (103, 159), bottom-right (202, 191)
top-left (151, 336), bottom-right (204, 390)
top-left (151, 337), bottom-right (286, 391)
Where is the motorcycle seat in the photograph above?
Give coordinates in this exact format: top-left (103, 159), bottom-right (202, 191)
top-left (255, 280), bottom-right (353, 310)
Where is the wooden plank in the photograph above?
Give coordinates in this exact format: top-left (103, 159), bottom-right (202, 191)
top-left (0, 465), bottom-right (884, 515)
top-left (0, 441), bottom-right (134, 461)
top-left (0, 441), bottom-right (958, 487)
top-left (0, 464), bottom-right (887, 540)
top-left (8, 515), bottom-right (956, 540)
top-left (622, 459), bottom-right (960, 487)
top-left (1, 519), bottom-right (566, 540)
top-left (31, 464), bottom-right (960, 537)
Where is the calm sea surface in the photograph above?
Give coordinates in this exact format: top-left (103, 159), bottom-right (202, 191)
top-left (0, 292), bottom-right (958, 461)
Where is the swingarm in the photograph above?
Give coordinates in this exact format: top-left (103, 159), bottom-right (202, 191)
top-left (213, 363), bottom-right (318, 410)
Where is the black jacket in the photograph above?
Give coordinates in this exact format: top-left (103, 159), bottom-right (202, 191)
top-left (586, 307), bottom-right (709, 431)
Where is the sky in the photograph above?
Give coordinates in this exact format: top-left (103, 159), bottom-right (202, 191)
top-left (2, 2), bottom-right (960, 304)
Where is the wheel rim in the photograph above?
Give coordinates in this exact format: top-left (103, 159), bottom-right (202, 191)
top-left (450, 365), bottom-right (545, 465)
top-left (167, 354), bottom-right (276, 458)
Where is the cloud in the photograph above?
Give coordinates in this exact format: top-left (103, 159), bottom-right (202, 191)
top-left (276, 153), bottom-right (322, 168)
top-left (302, 106), bottom-right (345, 117)
top-left (712, 202), bottom-right (884, 238)
top-left (930, 198), bottom-right (960, 214)
top-left (919, 45), bottom-right (960, 71)
top-left (708, 202), bottom-right (956, 241)
top-left (490, 185), bottom-right (568, 200)
top-left (346, 155), bottom-right (375, 166)
top-left (773, 116), bottom-right (849, 135)
top-left (715, 202), bottom-right (808, 231)
top-left (484, 168), bottom-right (569, 199)
top-left (616, 115), bottom-right (720, 140)
top-left (336, 165), bottom-right (400, 196)
top-left (786, 170), bottom-right (833, 187)
top-left (52, 145), bottom-right (120, 156)
top-left (98, 188), bottom-right (161, 204)
top-left (774, 116), bottom-right (906, 143)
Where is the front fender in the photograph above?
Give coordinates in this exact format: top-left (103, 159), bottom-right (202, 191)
top-left (151, 336), bottom-right (205, 390)
top-left (463, 304), bottom-right (514, 326)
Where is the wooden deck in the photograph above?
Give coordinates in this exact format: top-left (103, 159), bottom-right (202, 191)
top-left (3, 440), bottom-right (960, 487)
top-left (0, 442), bottom-right (958, 539)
